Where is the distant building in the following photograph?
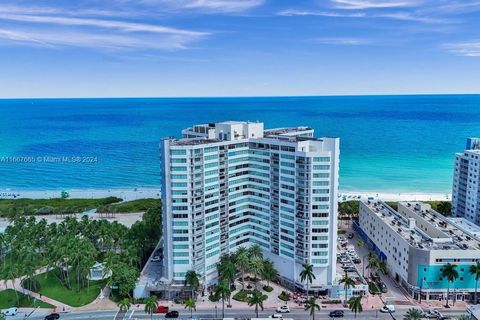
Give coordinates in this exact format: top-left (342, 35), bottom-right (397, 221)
top-left (140, 121), bottom-right (340, 298)
top-left (452, 138), bottom-right (480, 225)
top-left (356, 200), bottom-right (480, 302)
top-left (87, 262), bottom-right (111, 281)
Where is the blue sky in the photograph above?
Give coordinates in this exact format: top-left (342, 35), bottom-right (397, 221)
top-left (0, 0), bottom-right (479, 98)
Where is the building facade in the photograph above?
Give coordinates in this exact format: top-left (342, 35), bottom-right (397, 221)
top-left (159, 121), bottom-right (339, 296)
top-left (357, 200), bottom-right (480, 302)
top-left (452, 137), bottom-right (480, 226)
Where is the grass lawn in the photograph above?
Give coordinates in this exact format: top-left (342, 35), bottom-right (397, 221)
top-left (0, 289), bottom-right (54, 309)
top-left (26, 269), bottom-right (106, 307)
top-left (0, 197), bottom-right (160, 217)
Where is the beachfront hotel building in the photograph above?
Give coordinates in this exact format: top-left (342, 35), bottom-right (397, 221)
top-left (356, 200), bottom-right (480, 302)
top-left (154, 121), bottom-right (339, 297)
top-left (452, 138), bottom-right (480, 226)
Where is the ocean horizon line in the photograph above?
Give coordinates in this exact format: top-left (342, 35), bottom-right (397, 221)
top-left (1, 93), bottom-right (480, 101)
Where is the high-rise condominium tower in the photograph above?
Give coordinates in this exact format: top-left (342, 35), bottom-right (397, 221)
top-left (161, 121), bottom-right (339, 296)
top-left (452, 138), bottom-right (480, 225)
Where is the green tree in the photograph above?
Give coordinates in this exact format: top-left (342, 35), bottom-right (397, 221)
top-left (251, 256), bottom-right (264, 290)
top-left (366, 252), bottom-right (378, 278)
top-left (436, 202), bottom-right (452, 216)
top-left (470, 261), bottom-right (480, 304)
top-left (248, 290), bottom-right (267, 318)
top-left (305, 297), bottom-right (321, 320)
top-left (442, 263), bottom-right (459, 307)
top-left (300, 263), bottom-right (316, 297)
top-left (457, 315), bottom-right (470, 320)
top-left (214, 279), bottom-right (231, 318)
top-left (144, 295), bottom-right (158, 320)
top-left (339, 272), bottom-right (356, 305)
top-left (117, 298), bottom-right (131, 313)
top-left (111, 262), bottom-right (140, 298)
top-left (185, 270), bottom-right (201, 298)
top-left (235, 247), bottom-right (250, 289)
top-left (249, 244), bottom-right (263, 260)
top-left (404, 308), bottom-right (423, 320)
top-left (348, 296), bottom-right (363, 318)
top-left (184, 297), bottom-right (196, 318)
top-left (261, 259), bottom-right (278, 288)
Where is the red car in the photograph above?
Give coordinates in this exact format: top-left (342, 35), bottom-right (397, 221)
top-left (155, 306), bottom-right (169, 313)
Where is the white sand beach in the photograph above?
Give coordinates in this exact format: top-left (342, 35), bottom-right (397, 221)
top-left (0, 188), bottom-right (160, 201)
top-left (1, 187), bottom-right (450, 203)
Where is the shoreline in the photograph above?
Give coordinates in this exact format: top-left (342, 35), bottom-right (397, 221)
top-left (1, 188), bottom-right (450, 202)
top-left (0, 188), bottom-right (160, 201)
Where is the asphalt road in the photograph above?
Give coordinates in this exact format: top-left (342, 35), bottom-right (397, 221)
top-left (14, 307), bottom-right (467, 320)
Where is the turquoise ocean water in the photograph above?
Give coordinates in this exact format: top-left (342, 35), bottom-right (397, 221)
top-left (0, 95), bottom-right (479, 193)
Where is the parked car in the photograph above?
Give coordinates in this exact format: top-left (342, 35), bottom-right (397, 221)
top-left (380, 305), bottom-right (395, 313)
top-left (423, 309), bottom-right (441, 319)
top-left (348, 233), bottom-right (354, 239)
top-left (165, 310), bottom-right (179, 318)
top-left (352, 258), bottom-right (361, 264)
top-left (44, 313), bottom-right (60, 320)
top-left (1, 308), bottom-right (18, 316)
top-left (329, 310), bottom-right (344, 318)
top-left (154, 305), bottom-right (169, 313)
top-left (269, 314), bottom-right (283, 318)
top-left (344, 267), bottom-right (357, 272)
top-left (276, 306), bottom-right (290, 313)
top-left (378, 282), bottom-right (388, 293)
top-left (151, 255), bottom-right (161, 262)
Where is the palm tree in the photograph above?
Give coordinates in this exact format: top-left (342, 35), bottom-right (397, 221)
top-left (457, 315), bottom-right (470, 320)
top-left (404, 308), bottom-right (423, 320)
top-left (305, 298), bottom-right (321, 320)
top-left (248, 290), bottom-right (267, 318)
top-left (251, 256), bottom-right (264, 290)
top-left (376, 259), bottom-right (388, 275)
top-left (185, 270), bottom-right (200, 298)
top-left (184, 297), bottom-right (196, 318)
top-left (236, 247), bottom-right (250, 289)
top-left (117, 298), bottom-right (131, 313)
top-left (348, 296), bottom-right (363, 318)
top-left (145, 296), bottom-right (158, 319)
top-left (339, 273), bottom-right (356, 305)
top-left (249, 244), bottom-right (263, 259)
top-left (442, 263), bottom-right (459, 307)
top-left (300, 263), bottom-right (316, 297)
top-left (214, 279), bottom-right (231, 318)
top-left (470, 261), bottom-right (480, 304)
top-left (144, 295), bottom-right (158, 319)
top-left (366, 252), bottom-right (378, 278)
top-left (261, 259), bottom-right (278, 288)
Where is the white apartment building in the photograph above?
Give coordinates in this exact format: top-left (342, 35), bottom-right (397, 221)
top-left (155, 121), bottom-right (339, 297)
top-left (357, 200), bottom-right (480, 302)
top-left (452, 137), bottom-right (480, 226)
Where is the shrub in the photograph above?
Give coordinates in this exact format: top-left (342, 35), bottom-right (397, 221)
top-left (233, 289), bottom-right (252, 302)
top-left (278, 291), bottom-right (290, 302)
top-left (263, 285), bottom-right (273, 292)
top-left (209, 292), bottom-right (220, 302)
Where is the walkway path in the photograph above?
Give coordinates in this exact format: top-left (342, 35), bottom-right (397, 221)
top-left (0, 268), bottom-right (69, 312)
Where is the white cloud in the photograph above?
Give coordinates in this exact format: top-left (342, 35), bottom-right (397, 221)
top-left (278, 9), bottom-right (366, 18)
top-left (0, 27), bottom-right (199, 50)
top-left (0, 13), bottom-right (207, 37)
top-left (315, 37), bottom-right (371, 45)
top-left (444, 41), bottom-right (480, 57)
top-left (133, 0), bottom-right (264, 13)
top-left (278, 8), bottom-right (452, 24)
top-left (331, 0), bottom-right (422, 10)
